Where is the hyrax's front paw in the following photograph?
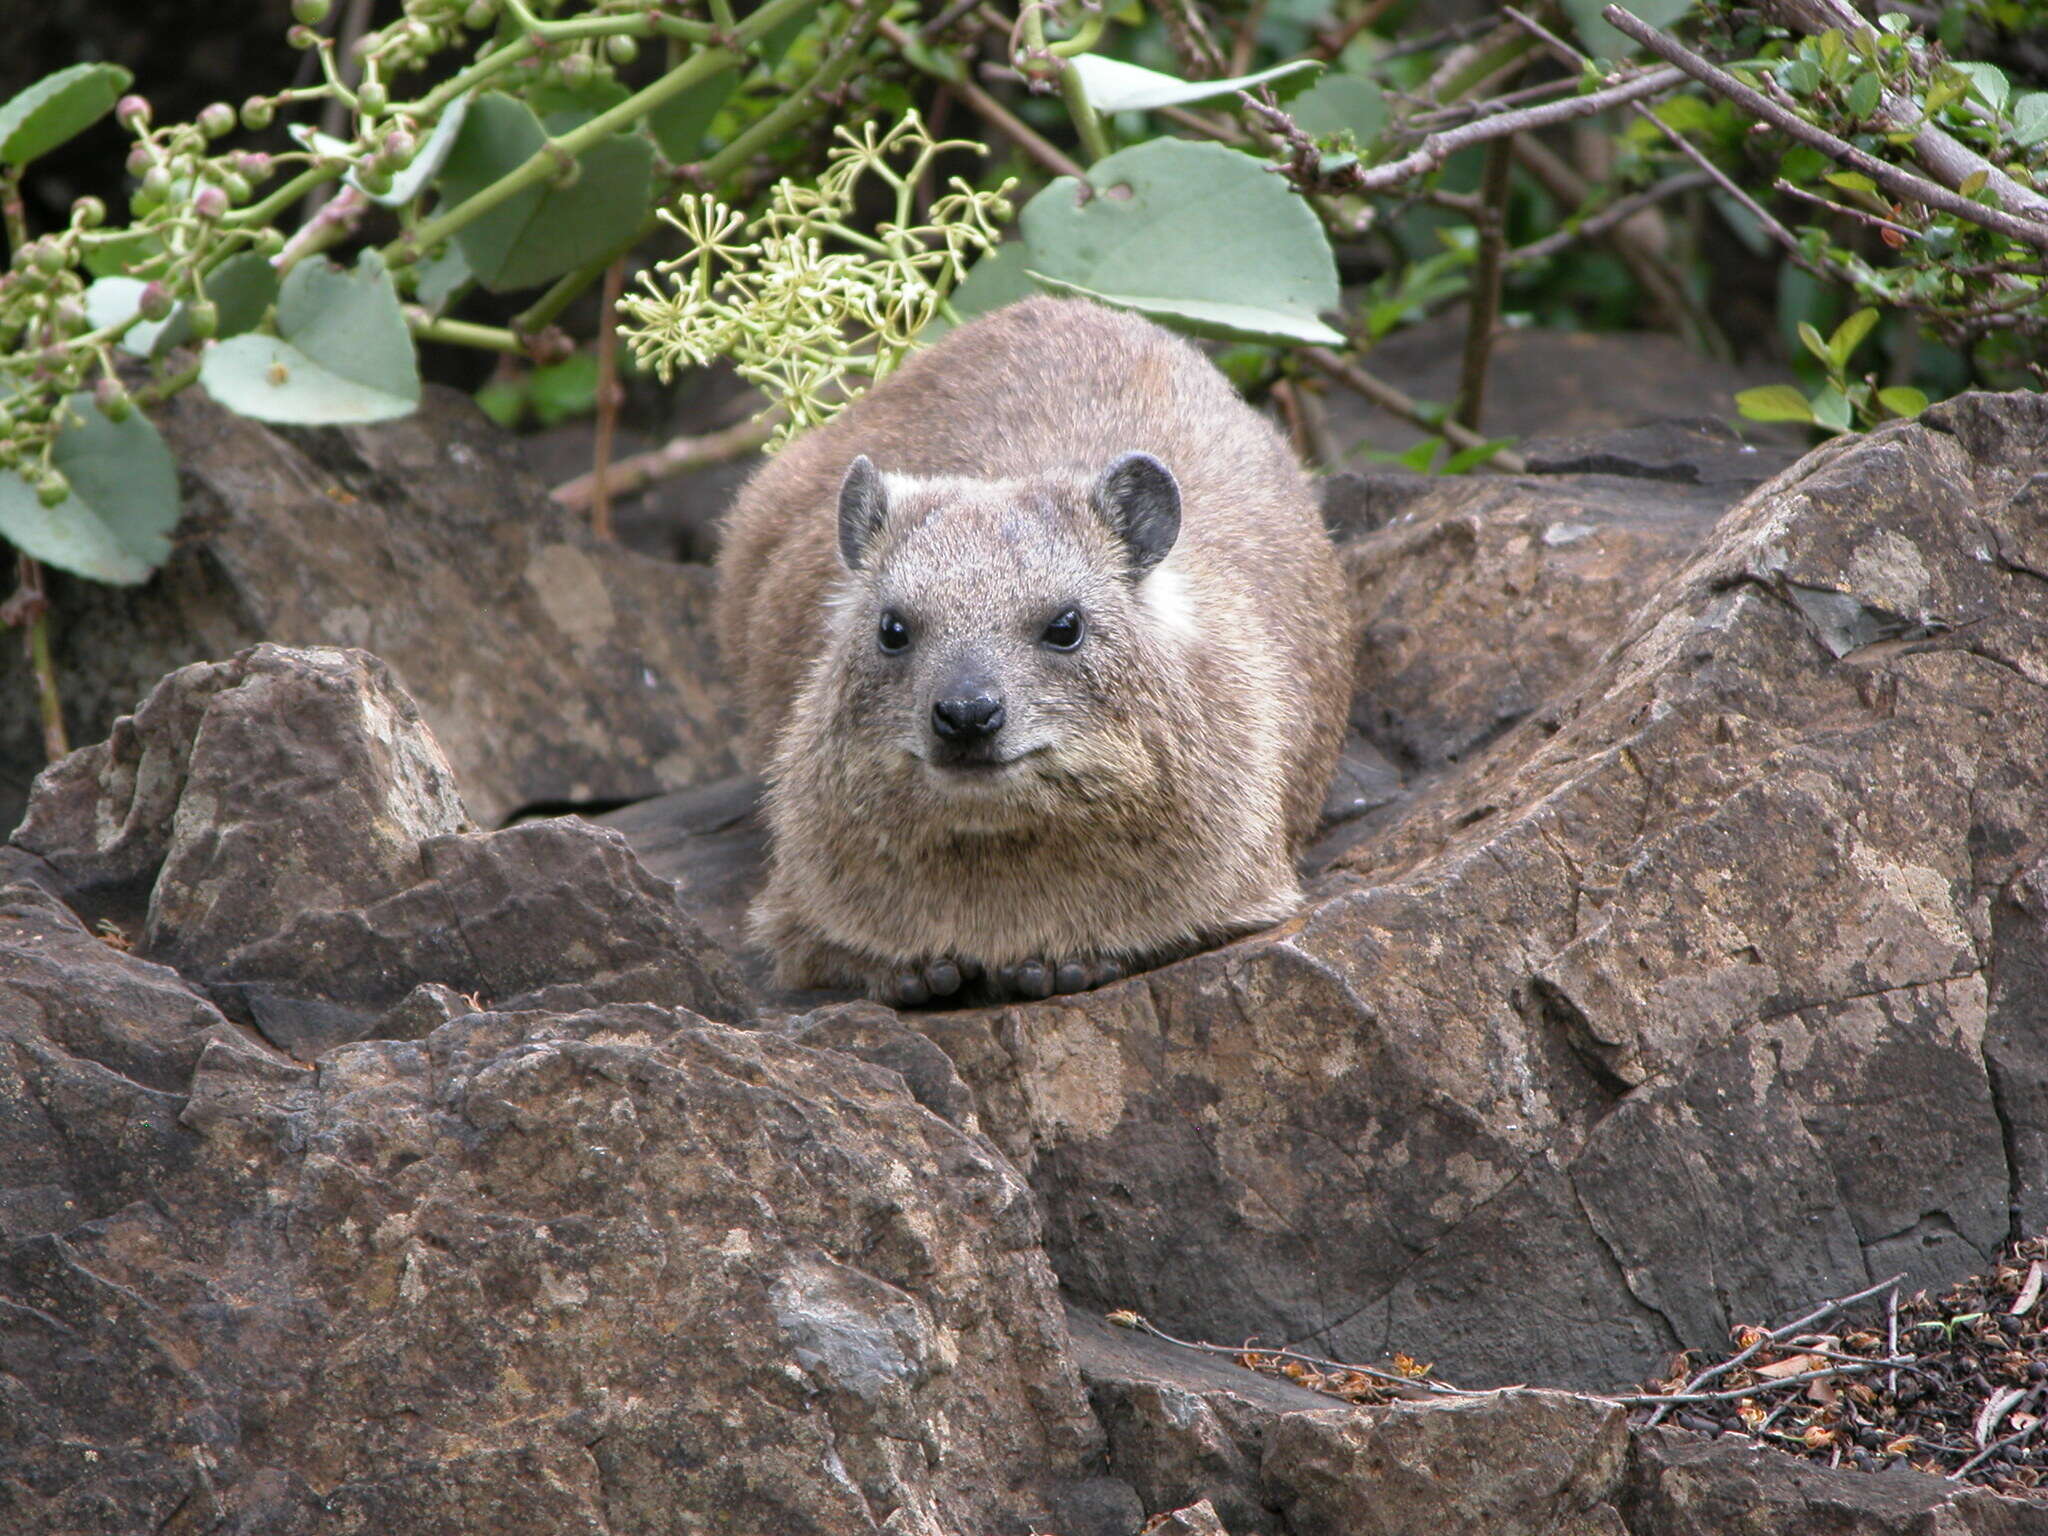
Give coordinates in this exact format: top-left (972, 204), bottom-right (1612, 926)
top-left (878, 958), bottom-right (982, 1008)
top-left (989, 956), bottom-right (1127, 1001)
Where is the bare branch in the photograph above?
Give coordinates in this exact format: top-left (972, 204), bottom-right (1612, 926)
top-left (1330, 65), bottom-right (1685, 193)
top-left (1754, 0), bottom-right (2048, 223)
top-left (1602, 4), bottom-right (2048, 253)
top-left (552, 412), bottom-right (776, 514)
top-left (1299, 348), bottom-right (1529, 474)
top-left (1510, 168), bottom-right (1714, 264)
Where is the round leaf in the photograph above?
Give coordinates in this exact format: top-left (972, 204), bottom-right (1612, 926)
top-left (1017, 138), bottom-right (1342, 346)
top-left (1288, 74), bottom-right (1385, 144)
top-left (0, 63), bottom-right (133, 169)
top-left (0, 395), bottom-right (178, 584)
top-left (434, 92), bottom-right (653, 292)
top-left (1067, 55), bottom-right (1321, 114)
top-left (1735, 384), bottom-right (1816, 423)
top-left (199, 250), bottom-right (419, 424)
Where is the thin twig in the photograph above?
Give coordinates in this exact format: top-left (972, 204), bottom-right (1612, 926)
top-left (1602, 4), bottom-right (2048, 253)
top-left (1119, 1314), bottom-right (1485, 1397)
top-left (1510, 169), bottom-right (1713, 263)
top-left (1298, 348), bottom-right (1529, 474)
top-left (1321, 65), bottom-right (1685, 194)
top-left (1773, 178), bottom-right (1920, 239)
top-left (1311, 0), bottom-right (1402, 62)
top-left (1888, 1285), bottom-right (1901, 1399)
top-left (1612, 1356), bottom-right (1915, 1408)
top-left (1641, 1273), bottom-right (1906, 1428)
top-left (886, 16), bottom-right (1084, 177)
top-left (587, 258), bottom-right (627, 540)
top-left (552, 412), bottom-right (776, 513)
top-left (1454, 135), bottom-right (1513, 433)
top-left (7, 554), bottom-right (67, 761)
top-left (1227, 0), bottom-right (1270, 77)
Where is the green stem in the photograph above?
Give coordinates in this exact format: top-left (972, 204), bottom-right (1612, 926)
top-left (1060, 63), bottom-right (1112, 164)
top-left (1023, 5), bottom-right (1110, 164)
top-left (1, 169), bottom-right (27, 257)
top-left (691, 4), bottom-right (879, 181)
top-left (226, 164), bottom-right (339, 229)
top-left (408, 312), bottom-right (524, 351)
top-left (513, 238), bottom-right (647, 335)
top-left (14, 556), bottom-right (67, 762)
top-left (396, 0), bottom-right (823, 263)
top-left (1047, 11), bottom-right (1108, 57)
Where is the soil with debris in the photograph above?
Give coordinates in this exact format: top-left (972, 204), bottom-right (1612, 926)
top-left (1631, 1235), bottom-right (2048, 1497)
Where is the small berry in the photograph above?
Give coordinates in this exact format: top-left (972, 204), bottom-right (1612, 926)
top-left (198, 102), bottom-right (236, 140)
top-left (186, 300), bottom-right (219, 339)
top-left (137, 282), bottom-right (175, 322)
top-left (115, 94), bottom-right (151, 130)
top-left (292, 0), bottom-right (332, 24)
top-left (241, 96), bottom-right (276, 132)
top-left (94, 378), bottom-right (134, 422)
top-left (32, 241), bottom-right (68, 276)
top-left (35, 469), bottom-right (70, 508)
top-left (357, 80), bottom-right (389, 116)
top-left (286, 23), bottom-right (318, 48)
top-left (605, 34), bottom-right (638, 65)
top-left (69, 196), bottom-right (106, 229)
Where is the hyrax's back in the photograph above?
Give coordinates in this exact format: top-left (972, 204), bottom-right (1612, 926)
top-left (717, 295), bottom-right (1351, 848)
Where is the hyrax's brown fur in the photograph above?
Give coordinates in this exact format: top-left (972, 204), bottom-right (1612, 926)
top-left (717, 297), bottom-right (1354, 1003)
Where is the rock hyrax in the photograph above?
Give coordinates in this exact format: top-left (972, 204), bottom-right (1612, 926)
top-left (717, 296), bottom-right (1354, 1005)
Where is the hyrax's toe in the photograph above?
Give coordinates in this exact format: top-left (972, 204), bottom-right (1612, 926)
top-left (889, 969), bottom-right (932, 1007)
top-left (1000, 960), bottom-right (1053, 1000)
top-left (1053, 960), bottom-right (1088, 994)
top-left (924, 960), bottom-right (962, 999)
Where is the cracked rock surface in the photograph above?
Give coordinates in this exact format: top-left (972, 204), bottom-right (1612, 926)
top-left (6, 400), bottom-right (2048, 1533)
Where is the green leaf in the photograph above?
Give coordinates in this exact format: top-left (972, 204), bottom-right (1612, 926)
top-left (1797, 320), bottom-right (1831, 367)
top-left (82, 228), bottom-right (164, 280)
top-left (1653, 95), bottom-right (1719, 133)
top-left (204, 252), bottom-right (280, 341)
top-left (1826, 307), bottom-right (1880, 369)
top-left (1783, 57), bottom-right (1822, 95)
top-left (1846, 72), bottom-right (1882, 118)
top-left (2013, 92), bottom-right (2048, 148)
top-left (529, 353), bottom-right (600, 426)
top-left (433, 92), bottom-right (654, 292)
top-left (0, 63), bottom-right (133, 169)
top-left (648, 66), bottom-right (739, 161)
top-left (84, 253), bottom-right (277, 359)
top-left (1959, 168), bottom-right (1988, 197)
top-left (935, 240), bottom-right (1039, 335)
top-left (1287, 73), bottom-right (1385, 144)
top-left (412, 241), bottom-right (472, 314)
top-left (199, 249), bottom-right (420, 424)
top-left (1443, 438), bottom-right (1513, 474)
top-left (474, 377), bottom-right (525, 429)
top-left (1561, 0), bottom-right (1693, 60)
top-left (1396, 438), bottom-right (1443, 473)
top-left (1780, 145), bottom-right (1830, 182)
top-left (1824, 171), bottom-right (1878, 194)
top-left (1954, 62), bottom-right (2009, 114)
top-left (1735, 384), bottom-right (1816, 423)
top-left (1809, 382), bottom-right (1852, 433)
top-left (1877, 385), bottom-right (1927, 417)
top-left (0, 394), bottom-right (177, 584)
top-left (364, 91), bottom-right (471, 207)
top-left (1017, 138), bottom-right (1342, 347)
top-left (1067, 54), bottom-right (1322, 113)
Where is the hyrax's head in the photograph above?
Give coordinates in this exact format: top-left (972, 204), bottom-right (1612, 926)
top-left (816, 450), bottom-right (1188, 825)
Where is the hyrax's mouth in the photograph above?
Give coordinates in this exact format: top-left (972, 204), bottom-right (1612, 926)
top-left (922, 744), bottom-right (1045, 779)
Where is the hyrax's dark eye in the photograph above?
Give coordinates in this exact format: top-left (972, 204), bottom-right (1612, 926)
top-left (877, 609), bottom-right (911, 653)
top-left (1040, 608), bottom-right (1084, 650)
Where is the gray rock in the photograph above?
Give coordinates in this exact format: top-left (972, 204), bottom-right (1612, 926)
top-left (870, 393), bottom-right (2048, 1391)
top-left (0, 952), bottom-right (1110, 1532)
top-left (2, 384), bottom-right (743, 833)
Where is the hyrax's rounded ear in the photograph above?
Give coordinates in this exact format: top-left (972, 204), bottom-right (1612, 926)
top-left (837, 455), bottom-right (889, 570)
top-left (1091, 452), bottom-right (1181, 578)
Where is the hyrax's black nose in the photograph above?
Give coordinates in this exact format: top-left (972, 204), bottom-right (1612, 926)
top-left (932, 693), bottom-right (1006, 741)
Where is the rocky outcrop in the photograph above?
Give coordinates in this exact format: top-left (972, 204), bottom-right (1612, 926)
top-left (0, 384), bottom-right (742, 833)
top-left (0, 665), bottom-right (1110, 1533)
top-left (8, 397), bottom-right (2048, 1533)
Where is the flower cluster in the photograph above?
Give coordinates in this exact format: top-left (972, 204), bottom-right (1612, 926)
top-left (618, 110), bottom-right (1015, 445)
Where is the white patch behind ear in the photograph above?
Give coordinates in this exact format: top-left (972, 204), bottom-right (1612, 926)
top-left (1139, 563), bottom-right (1199, 644)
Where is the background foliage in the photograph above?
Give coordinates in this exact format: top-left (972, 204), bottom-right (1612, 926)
top-left (0, 0), bottom-right (2043, 753)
